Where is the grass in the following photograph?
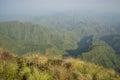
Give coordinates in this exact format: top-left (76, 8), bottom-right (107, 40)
top-left (0, 48), bottom-right (120, 80)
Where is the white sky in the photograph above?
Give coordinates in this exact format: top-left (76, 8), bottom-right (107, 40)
top-left (0, 0), bottom-right (120, 18)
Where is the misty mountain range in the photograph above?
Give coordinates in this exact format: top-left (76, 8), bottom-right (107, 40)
top-left (0, 0), bottom-right (120, 79)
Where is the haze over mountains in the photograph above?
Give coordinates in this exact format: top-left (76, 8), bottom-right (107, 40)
top-left (0, 0), bottom-right (120, 21)
top-left (0, 0), bottom-right (120, 80)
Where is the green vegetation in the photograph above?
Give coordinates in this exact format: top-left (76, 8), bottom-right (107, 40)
top-left (0, 49), bottom-right (120, 80)
top-left (81, 46), bottom-right (119, 70)
top-left (0, 16), bottom-right (120, 55)
top-left (101, 35), bottom-right (120, 54)
top-left (0, 15), bottom-right (120, 74)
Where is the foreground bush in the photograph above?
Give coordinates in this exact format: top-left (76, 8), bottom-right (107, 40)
top-left (0, 49), bottom-right (120, 80)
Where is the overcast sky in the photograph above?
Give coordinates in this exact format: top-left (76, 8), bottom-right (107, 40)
top-left (0, 0), bottom-right (120, 20)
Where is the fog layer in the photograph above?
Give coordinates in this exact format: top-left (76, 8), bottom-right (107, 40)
top-left (0, 0), bottom-right (120, 20)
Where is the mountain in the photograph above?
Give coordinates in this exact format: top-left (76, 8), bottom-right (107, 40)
top-left (65, 35), bottom-right (120, 72)
top-left (0, 15), bottom-right (120, 55)
top-left (101, 35), bottom-right (120, 55)
top-left (0, 15), bottom-right (120, 73)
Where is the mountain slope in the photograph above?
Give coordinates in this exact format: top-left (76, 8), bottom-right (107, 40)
top-left (0, 15), bottom-right (120, 73)
top-left (0, 34), bottom-right (25, 54)
top-left (65, 35), bottom-right (120, 72)
top-left (81, 45), bottom-right (118, 69)
top-left (101, 34), bottom-right (120, 54)
top-left (0, 18), bottom-right (120, 55)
